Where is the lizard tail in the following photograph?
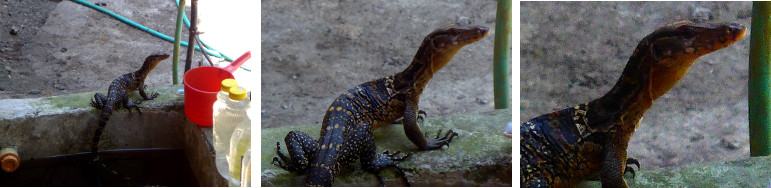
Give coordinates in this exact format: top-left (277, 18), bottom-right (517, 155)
top-left (92, 105), bottom-right (131, 181)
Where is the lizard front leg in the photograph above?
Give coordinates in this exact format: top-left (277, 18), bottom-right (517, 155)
top-left (138, 82), bottom-right (159, 100)
top-left (600, 141), bottom-right (631, 188)
top-left (402, 99), bottom-right (458, 151)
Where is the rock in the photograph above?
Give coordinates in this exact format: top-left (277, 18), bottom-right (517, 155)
top-left (9, 26), bottom-right (18, 35)
top-left (28, 90), bottom-right (41, 95)
top-left (692, 7), bottom-right (713, 20)
top-left (719, 138), bottom-right (738, 150)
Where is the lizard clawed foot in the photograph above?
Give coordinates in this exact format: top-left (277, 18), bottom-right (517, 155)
top-left (374, 166), bottom-right (411, 187)
top-left (272, 142), bottom-right (290, 170)
top-left (381, 150), bottom-right (412, 162)
top-left (125, 103), bottom-right (142, 116)
top-left (147, 92), bottom-right (159, 100)
top-left (422, 129), bottom-right (459, 150)
top-left (90, 93), bottom-right (107, 109)
top-left (370, 150), bottom-right (413, 187)
top-left (272, 142), bottom-right (304, 173)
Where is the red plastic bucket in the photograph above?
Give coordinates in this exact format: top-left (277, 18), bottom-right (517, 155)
top-left (183, 51), bottom-right (251, 126)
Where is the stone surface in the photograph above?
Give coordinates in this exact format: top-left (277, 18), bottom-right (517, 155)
top-left (261, 109), bottom-right (512, 186)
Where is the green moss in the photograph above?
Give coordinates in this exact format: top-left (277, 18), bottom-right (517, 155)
top-left (37, 91), bottom-right (97, 109)
top-left (31, 85), bottom-right (184, 112)
top-left (580, 156), bottom-right (771, 187)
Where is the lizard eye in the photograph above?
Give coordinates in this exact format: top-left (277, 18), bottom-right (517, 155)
top-left (676, 26), bottom-right (697, 38)
top-left (449, 29), bottom-right (459, 36)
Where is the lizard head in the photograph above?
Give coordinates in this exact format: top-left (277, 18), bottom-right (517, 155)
top-left (419, 23), bottom-right (489, 74)
top-left (142, 53), bottom-right (170, 72)
top-left (616, 20), bottom-right (745, 102)
top-left (643, 20), bottom-right (745, 67)
top-left (394, 23), bottom-right (489, 93)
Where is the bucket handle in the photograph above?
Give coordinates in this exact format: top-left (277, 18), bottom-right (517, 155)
top-left (222, 51), bottom-right (251, 73)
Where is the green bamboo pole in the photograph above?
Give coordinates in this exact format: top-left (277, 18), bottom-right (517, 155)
top-left (171, 0), bottom-right (186, 84)
top-left (493, 0), bottom-right (511, 109)
top-left (749, 1), bottom-right (771, 156)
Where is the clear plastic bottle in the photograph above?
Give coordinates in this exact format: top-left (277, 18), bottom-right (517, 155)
top-left (225, 87), bottom-right (250, 186)
top-left (212, 79), bottom-right (240, 181)
top-left (239, 149), bottom-right (251, 187)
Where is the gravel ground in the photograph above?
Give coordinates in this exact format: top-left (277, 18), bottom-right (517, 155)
top-left (0, 0), bottom-right (256, 100)
top-left (261, 0), bottom-right (499, 128)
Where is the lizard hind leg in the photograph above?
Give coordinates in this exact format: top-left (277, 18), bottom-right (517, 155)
top-left (273, 130), bottom-right (318, 173)
top-left (122, 98), bottom-right (142, 115)
top-left (91, 93), bottom-right (108, 109)
top-left (364, 150), bottom-right (413, 186)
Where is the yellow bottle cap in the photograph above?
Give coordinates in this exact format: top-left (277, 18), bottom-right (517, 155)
top-left (229, 87), bottom-right (247, 100)
top-left (221, 79), bottom-right (238, 92)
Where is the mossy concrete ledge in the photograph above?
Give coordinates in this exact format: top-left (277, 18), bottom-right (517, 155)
top-left (261, 109), bottom-right (513, 186)
top-left (0, 85), bottom-right (225, 186)
top-left (578, 156), bottom-right (771, 187)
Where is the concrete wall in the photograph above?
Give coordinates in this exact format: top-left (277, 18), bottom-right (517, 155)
top-left (0, 85), bottom-right (225, 186)
top-left (261, 109), bottom-right (513, 186)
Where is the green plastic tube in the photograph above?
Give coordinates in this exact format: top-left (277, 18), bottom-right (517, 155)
top-left (171, 0), bottom-right (186, 84)
top-left (493, 0), bottom-right (511, 109)
top-left (749, 1), bottom-right (771, 156)
top-left (68, 0), bottom-right (231, 61)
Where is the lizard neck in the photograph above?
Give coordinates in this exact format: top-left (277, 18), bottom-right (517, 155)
top-left (585, 52), bottom-right (655, 132)
top-left (134, 57), bottom-right (162, 81)
top-left (392, 44), bottom-right (461, 97)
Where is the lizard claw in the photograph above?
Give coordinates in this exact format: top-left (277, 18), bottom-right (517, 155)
top-left (623, 166), bottom-right (636, 178)
top-left (381, 150), bottom-right (410, 162)
top-left (126, 104), bottom-right (142, 115)
top-left (423, 129), bottom-right (459, 150)
top-left (149, 92), bottom-right (159, 100)
top-left (417, 110), bottom-right (427, 123)
top-left (626, 158), bottom-right (640, 169)
top-left (624, 157), bottom-right (640, 178)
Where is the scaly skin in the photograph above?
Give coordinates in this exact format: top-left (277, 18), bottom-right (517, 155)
top-left (89, 53), bottom-right (169, 180)
top-left (520, 20), bottom-right (746, 188)
top-left (272, 23), bottom-right (489, 186)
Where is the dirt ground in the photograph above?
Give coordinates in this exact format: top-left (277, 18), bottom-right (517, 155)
top-left (260, 0), bottom-right (499, 128)
top-left (521, 2), bottom-right (751, 170)
top-left (0, 0), bottom-right (258, 100)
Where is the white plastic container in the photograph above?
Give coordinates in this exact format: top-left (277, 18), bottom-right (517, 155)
top-left (212, 79), bottom-right (241, 181)
top-left (225, 87), bottom-right (250, 186)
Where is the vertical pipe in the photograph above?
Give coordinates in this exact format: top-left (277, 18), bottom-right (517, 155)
top-left (493, 0), bottom-right (512, 109)
top-left (184, 0), bottom-right (198, 73)
top-left (749, 1), bottom-right (771, 156)
top-left (172, 0), bottom-right (186, 84)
